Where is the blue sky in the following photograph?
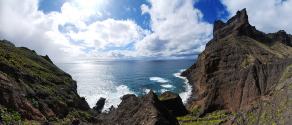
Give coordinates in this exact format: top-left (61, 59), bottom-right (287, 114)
top-left (39, 0), bottom-right (228, 28)
top-left (1, 0), bottom-right (292, 62)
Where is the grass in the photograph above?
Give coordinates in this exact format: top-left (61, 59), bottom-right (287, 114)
top-left (177, 110), bottom-right (229, 125)
top-left (0, 40), bottom-right (85, 122)
top-left (0, 106), bottom-right (22, 124)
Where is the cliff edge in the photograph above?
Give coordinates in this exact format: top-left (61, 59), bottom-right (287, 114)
top-left (0, 40), bottom-right (92, 123)
top-left (182, 9), bottom-right (292, 124)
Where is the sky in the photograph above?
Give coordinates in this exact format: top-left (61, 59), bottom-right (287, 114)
top-left (0, 0), bottom-right (292, 62)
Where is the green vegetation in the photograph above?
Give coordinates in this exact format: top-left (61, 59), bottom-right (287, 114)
top-left (158, 92), bottom-right (177, 101)
top-left (0, 40), bottom-right (87, 123)
top-left (177, 110), bottom-right (229, 125)
top-left (0, 106), bottom-right (21, 124)
top-left (51, 110), bottom-right (93, 125)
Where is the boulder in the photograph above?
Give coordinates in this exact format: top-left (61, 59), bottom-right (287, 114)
top-left (93, 97), bottom-right (106, 113)
top-left (159, 91), bottom-right (188, 116)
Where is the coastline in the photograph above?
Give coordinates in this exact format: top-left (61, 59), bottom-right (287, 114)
top-left (174, 69), bottom-right (193, 104)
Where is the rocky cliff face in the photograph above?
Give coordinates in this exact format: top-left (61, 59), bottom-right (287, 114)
top-left (97, 91), bottom-right (180, 125)
top-left (0, 40), bottom-right (183, 124)
top-left (0, 40), bottom-right (90, 123)
top-left (183, 8), bottom-right (292, 119)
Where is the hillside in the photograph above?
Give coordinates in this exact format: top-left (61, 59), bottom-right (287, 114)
top-left (0, 40), bottom-right (92, 124)
top-left (181, 9), bottom-right (292, 124)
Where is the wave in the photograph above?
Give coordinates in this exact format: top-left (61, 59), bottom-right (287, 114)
top-left (160, 89), bottom-right (168, 93)
top-left (149, 77), bottom-right (169, 83)
top-left (173, 69), bottom-right (192, 104)
top-left (144, 88), bottom-right (151, 94)
top-left (161, 84), bottom-right (174, 88)
top-left (82, 84), bottom-right (134, 111)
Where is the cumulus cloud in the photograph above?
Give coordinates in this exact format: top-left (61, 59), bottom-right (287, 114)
top-left (136, 0), bottom-right (212, 58)
top-left (68, 19), bottom-right (146, 50)
top-left (0, 0), bottom-right (85, 62)
top-left (0, 0), bottom-right (145, 62)
top-left (0, 0), bottom-right (213, 61)
top-left (221, 0), bottom-right (292, 33)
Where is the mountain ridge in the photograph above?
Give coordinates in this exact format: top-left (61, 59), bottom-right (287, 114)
top-left (182, 8), bottom-right (292, 124)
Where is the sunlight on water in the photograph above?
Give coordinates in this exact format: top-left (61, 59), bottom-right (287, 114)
top-left (57, 60), bottom-right (194, 110)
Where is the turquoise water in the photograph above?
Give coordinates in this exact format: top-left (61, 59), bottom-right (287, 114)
top-left (57, 59), bottom-right (194, 110)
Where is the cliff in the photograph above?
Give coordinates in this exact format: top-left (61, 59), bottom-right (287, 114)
top-left (0, 40), bottom-right (183, 124)
top-left (1, 8), bottom-right (291, 125)
top-left (0, 40), bottom-right (92, 123)
top-left (182, 9), bottom-right (292, 124)
top-left (97, 91), bottom-right (180, 125)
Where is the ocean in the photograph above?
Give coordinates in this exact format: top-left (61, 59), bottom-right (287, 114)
top-left (57, 59), bottom-right (195, 110)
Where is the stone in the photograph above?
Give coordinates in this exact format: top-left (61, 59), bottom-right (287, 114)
top-left (93, 97), bottom-right (106, 113)
top-left (159, 91), bottom-right (188, 116)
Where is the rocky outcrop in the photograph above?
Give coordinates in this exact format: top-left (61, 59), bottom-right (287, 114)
top-left (183, 8), bottom-right (292, 117)
top-left (159, 91), bottom-right (188, 117)
top-left (98, 91), bottom-right (179, 125)
top-left (0, 40), bottom-right (90, 122)
top-left (93, 97), bottom-right (106, 113)
top-left (0, 40), bottom-right (186, 124)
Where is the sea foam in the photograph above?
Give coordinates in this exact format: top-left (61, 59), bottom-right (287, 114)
top-left (173, 69), bottom-right (192, 104)
top-left (149, 77), bottom-right (169, 83)
top-left (161, 84), bottom-right (174, 88)
top-left (83, 84), bottom-right (134, 111)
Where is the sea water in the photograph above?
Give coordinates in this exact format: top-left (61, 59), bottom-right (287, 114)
top-left (57, 59), bottom-right (194, 110)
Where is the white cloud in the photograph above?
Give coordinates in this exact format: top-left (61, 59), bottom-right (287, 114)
top-left (221, 0), bottom-right (292, 33)
top-left (0, 0), bottom-right (213, 61)
top-left (68, 19), bottom-right (146, 50)
top-left (0, 0), bottom-right (84, 62)
top-left (0, 0), bottom-right (146, 62)
top-left (136, 0), bottom-right (212, 58)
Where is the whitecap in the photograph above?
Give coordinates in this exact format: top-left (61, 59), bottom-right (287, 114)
top-left (161, 84), bottom-right (174, 88)
top-left (83, 84), bottom-right (134, 112)
top-left (144, 88), bottom-right (151, 94)
top-left (160, 89), bottom-right (168, 93)
top-left (173, 69), bottom-right (192, 104)
top-left (149, 77), bottom-right (169, 83)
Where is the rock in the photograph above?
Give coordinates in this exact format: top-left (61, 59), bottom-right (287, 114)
top-left (268, 30), bottom-right (292, 47)
top-left (0, 40), bottom-right (91, 121)
top-left (159, 91), bottom-right (188, 116)
top-left (71, 119), bottom-right (80, 125)
top-left (93, 97), bottom-right (106, 113)
top-left (76, 97), bottom-right (90, 111)
top-left (184, 8), bottom-right (292, 116)
top-left (41, 55), bottom-right (53, 64)
top-left (98, 91), bottom-right (179, 125)
top-left (213, 8), bottom-right (250, 40)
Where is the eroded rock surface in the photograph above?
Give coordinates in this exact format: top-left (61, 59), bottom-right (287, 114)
top-left (159, 91), bottom-right (188, 117)
top-left (183, 9), bottom-right (292, 118)
top-left (0, 40), bottom-right (90, 121)
top-left (97, 91), bottom-right (179, 125)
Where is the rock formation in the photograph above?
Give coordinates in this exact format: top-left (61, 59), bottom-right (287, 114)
top-left (97, 91), bottom-right (179, 125)
top-left (93, 97), bottom-right (106, 113)
top-left (182, 9), bottom-right (292, 124)
top-left (159, 91), bottom-right (188, 117)
top-left (0, 40), bottom-right (90, 123)
top-left (0, 42), bottom-right (182, 124)
top-left (1, 8), bottom-right (291, 125)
